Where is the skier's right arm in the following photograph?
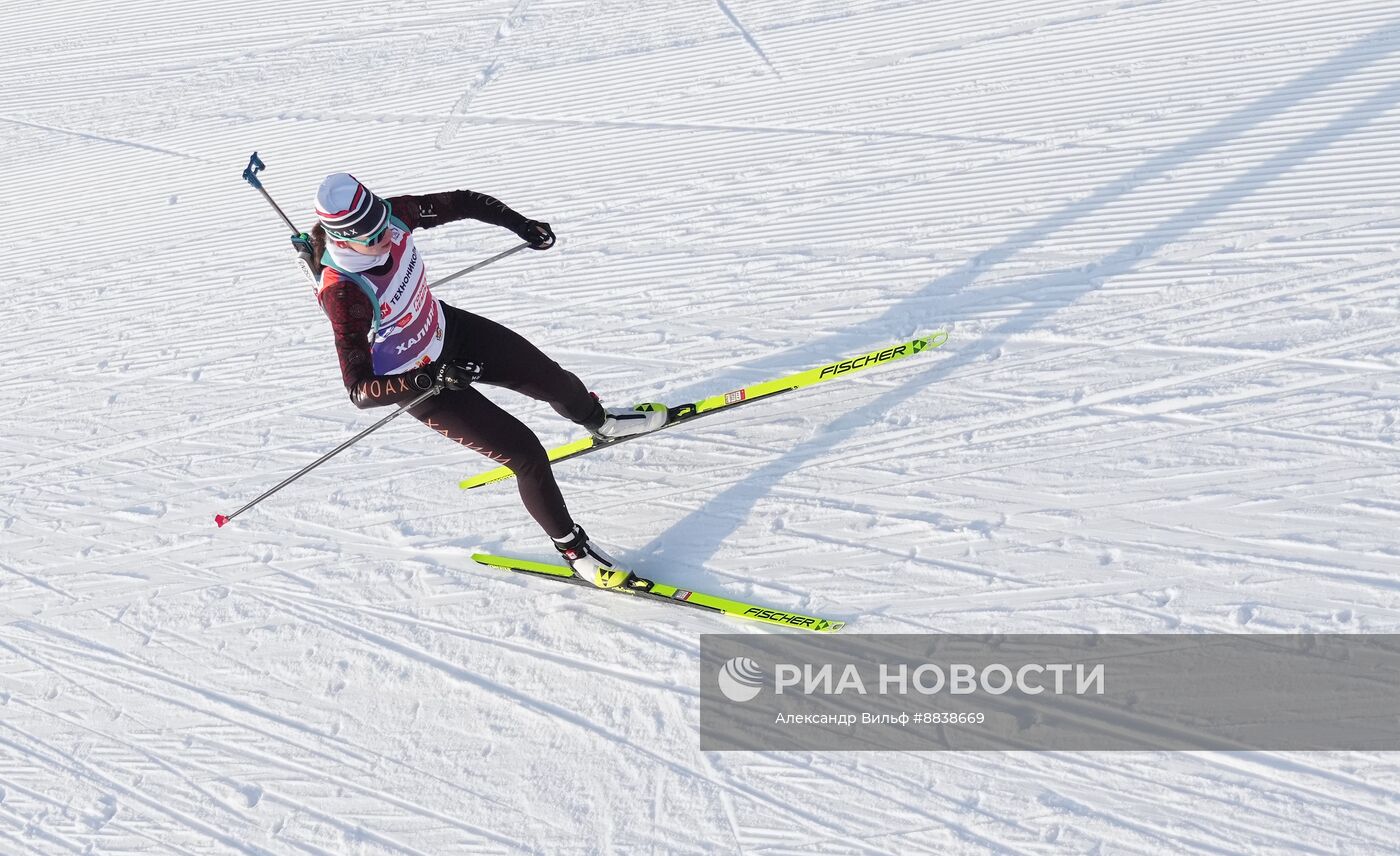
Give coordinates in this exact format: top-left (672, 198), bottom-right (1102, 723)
top-left (318, 277), bottom-right (435, 409)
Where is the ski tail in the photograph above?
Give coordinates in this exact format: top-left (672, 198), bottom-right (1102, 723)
top-left (459, 331), bottom-right (947, 491)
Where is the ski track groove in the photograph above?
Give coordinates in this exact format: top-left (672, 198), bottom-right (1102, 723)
top-left (0, 722), bottom-right (280, 856)
top-left (0, 632), bottom-right (375, 772)
top-left (251, 590), bottom-right (870, 846)
top-left (0, 634), bottom-right (526, 852)
top-left (267, 583), bottom-right (702, 697)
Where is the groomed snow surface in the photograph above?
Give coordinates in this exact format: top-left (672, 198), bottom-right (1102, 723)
top-left (4, 1), bottom-right (1400, 853)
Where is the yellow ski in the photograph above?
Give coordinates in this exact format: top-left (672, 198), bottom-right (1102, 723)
top-left (460, 331), bottom-right (948, 491)
top-left (471, 553), bottom-right (846, 632)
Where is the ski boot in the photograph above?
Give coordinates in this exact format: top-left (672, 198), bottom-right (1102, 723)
top-left (583, 397), bottom-right (668, 440)
top-left (553, 525), bottom-right (632, 589)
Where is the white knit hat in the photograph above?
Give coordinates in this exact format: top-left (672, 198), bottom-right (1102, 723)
top-left (315, 173), bottom-right (388, 240)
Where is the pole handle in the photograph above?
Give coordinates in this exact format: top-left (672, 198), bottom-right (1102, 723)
top-left (242, 152), bottom-right (267, 189)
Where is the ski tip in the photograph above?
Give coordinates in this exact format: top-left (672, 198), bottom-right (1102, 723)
top-left (214, 513), bottom-right (229, 528)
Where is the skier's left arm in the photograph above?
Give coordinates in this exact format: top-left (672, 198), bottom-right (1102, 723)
top-left (389, 191), bottom-right (555, 249)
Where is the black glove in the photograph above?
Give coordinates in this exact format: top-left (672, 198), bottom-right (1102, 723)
top-left (407, 361), bottom-right (482, 393)
top-left (517, 220), bottom-right (555, 250)
top-left (435, 361), bottom-right (482, 390)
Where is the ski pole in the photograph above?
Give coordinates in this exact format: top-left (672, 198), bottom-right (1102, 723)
top-left (431, 242), bottom-right (530, 288)
top-left (214, 386), bottom-right (441, 528)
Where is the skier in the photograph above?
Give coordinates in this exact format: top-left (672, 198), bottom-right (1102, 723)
top-left (306, 172), bottom-right (664, 587)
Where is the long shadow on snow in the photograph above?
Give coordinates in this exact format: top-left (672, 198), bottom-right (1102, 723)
top-left (638, 18), bottom-right (1400, 588)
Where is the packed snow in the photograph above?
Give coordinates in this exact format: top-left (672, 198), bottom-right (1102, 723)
top-left (3, 0), bottom-right (1399, 852)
